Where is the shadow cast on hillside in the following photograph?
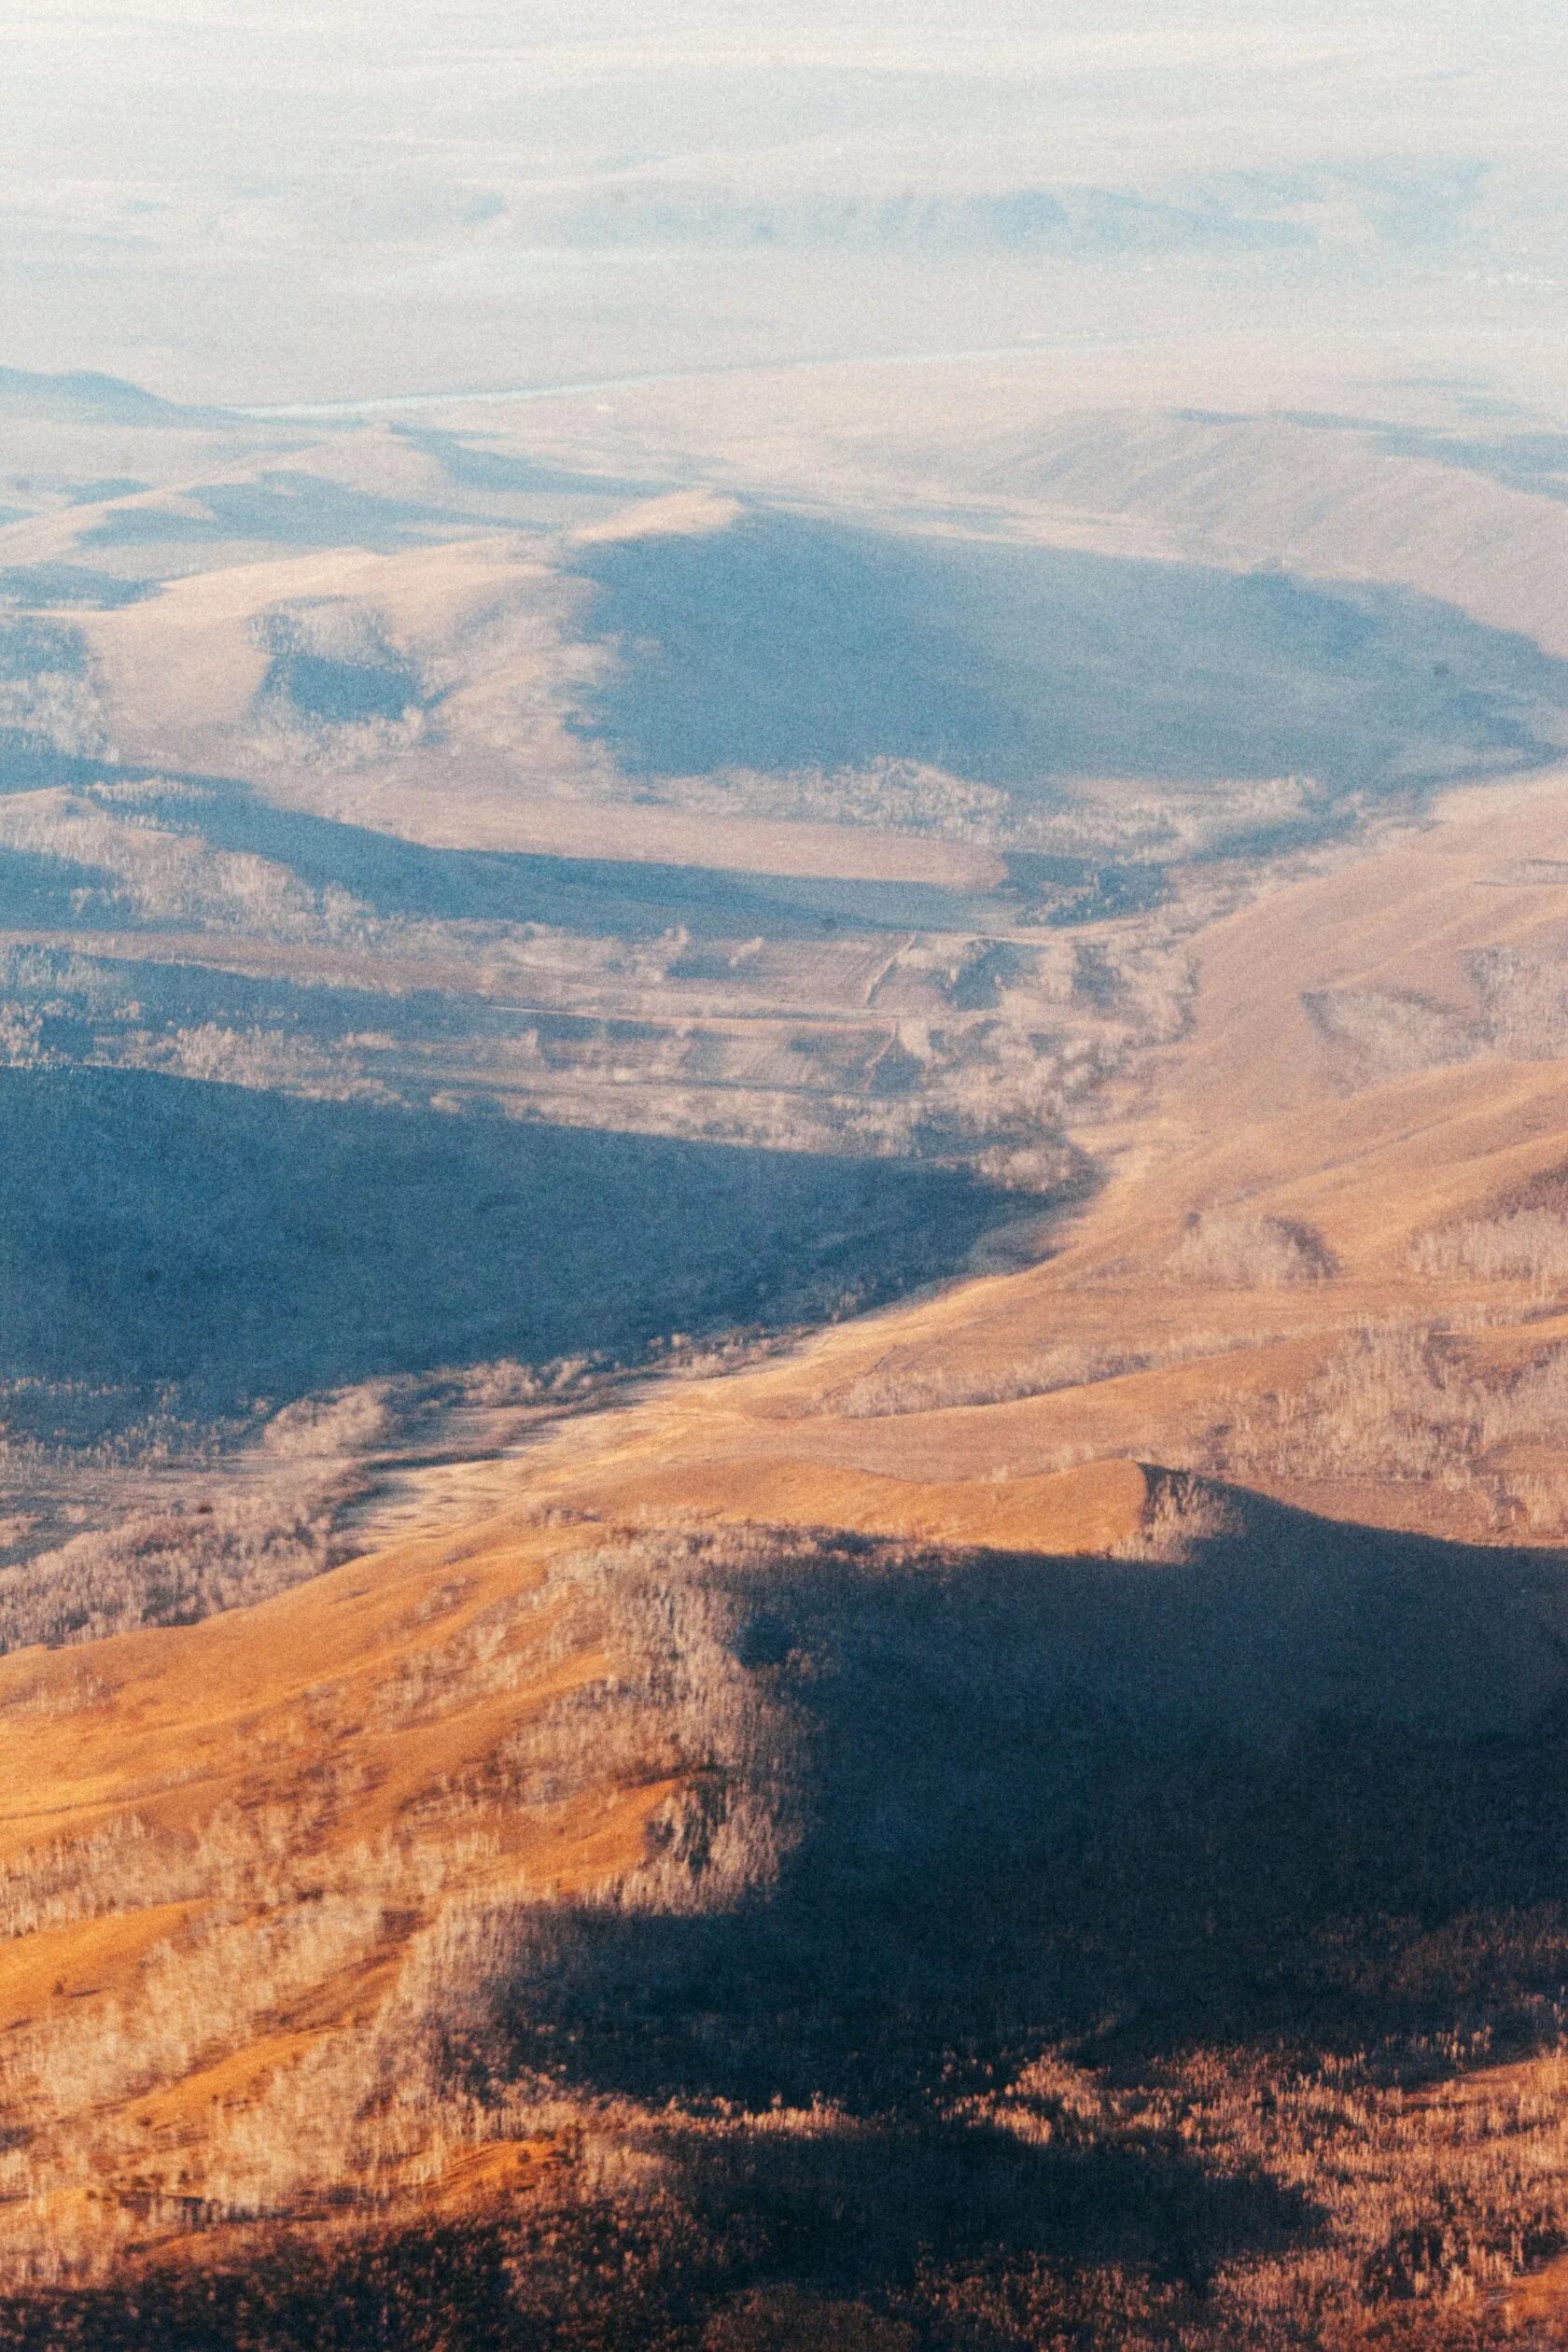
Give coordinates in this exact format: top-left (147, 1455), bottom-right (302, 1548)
top-left (0, 1067), bottom-right (1010, 1403)
top-left (493, 1505), bottom-right (1568, 2118)
top-left (0, 2132), bottom-right (1318, 2352)
top-left (10, 1510), bottom-right (1564, 2338)
top-left (661, 2115), bottom-right (1316, 2302)
top-left (570, 509), bottom-right (1568, 797)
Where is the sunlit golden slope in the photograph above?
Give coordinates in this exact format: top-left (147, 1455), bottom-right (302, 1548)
top-left (498, 763), bottom-right (1568, 1549)
top-left (965, 412), bottom-right (1568, 658)
top-left (11, 758), bottom-right (1568, 2289)
top-left (0, 1510), bottom-right (668, 2273)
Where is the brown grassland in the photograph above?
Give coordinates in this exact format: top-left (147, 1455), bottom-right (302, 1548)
top-left (13, 386), bottom-right (1568, 2341)
top-left (9, 756), bottom-right (1568, 2343)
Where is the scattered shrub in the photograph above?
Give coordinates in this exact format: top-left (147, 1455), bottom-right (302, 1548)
top-left (1168, 1211), bottom-right (1337, 1287)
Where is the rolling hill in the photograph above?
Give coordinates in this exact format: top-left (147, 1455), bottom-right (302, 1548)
top-left (8, 382), bottom-right (1568, 2345)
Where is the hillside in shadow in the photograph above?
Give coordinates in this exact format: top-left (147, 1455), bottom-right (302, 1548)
top-left (570, 510), bottom-right (1568, 800)
top-left (10, 1496), bottom-right (1568, 2347)
top-left (389, 1500), bottom-right (1568, 2339)
top-left (494, 1498), bottom-right (1568, 2121)
top-left (0, 1068), bottom-right (1007, 1407)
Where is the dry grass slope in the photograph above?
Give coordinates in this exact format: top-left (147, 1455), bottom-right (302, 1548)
top-left (13, 411), bottom-right (1568, 2341)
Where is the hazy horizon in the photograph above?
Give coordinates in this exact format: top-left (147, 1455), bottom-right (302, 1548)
top-left (4, 0), bottom-right (1568, 412)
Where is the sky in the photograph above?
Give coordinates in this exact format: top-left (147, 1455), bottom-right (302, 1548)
top-left (3, 1), bottom-right (1566, 406)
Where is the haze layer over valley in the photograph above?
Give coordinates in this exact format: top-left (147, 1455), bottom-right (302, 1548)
top-left (9, 4), bottom-right (1568, 2346)
top-left (7, 0), bottom-right (1568, 415)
